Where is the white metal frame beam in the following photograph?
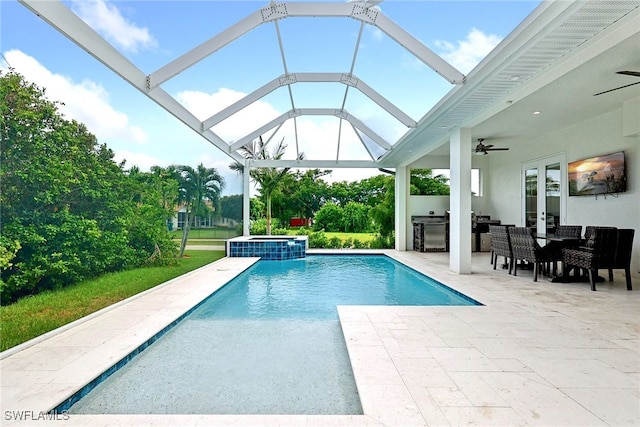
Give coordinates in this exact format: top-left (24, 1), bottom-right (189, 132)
top-left (18, 0), bottom-right (244, 163)
top-left (248, 159), bottom-right (379, 168)
top-left (148, 2), bottom-right (464, 89)
top-left (202, 72), bottom-right (417, 130)
top-left (229, 108), bottom-right (391, 154)
top-left (19, 0), bottom-right (461, 166)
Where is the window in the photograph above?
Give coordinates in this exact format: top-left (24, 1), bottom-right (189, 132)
top-left (432, 169), bottom-right (481, 196)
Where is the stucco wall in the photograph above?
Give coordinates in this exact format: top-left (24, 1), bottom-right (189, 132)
top-left (486, 106), bottom-right (640, 274)
top-left (407, 102), bottom-right (639, 275)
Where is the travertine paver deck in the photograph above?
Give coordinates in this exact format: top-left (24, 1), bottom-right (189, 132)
top-left (1, 251), bottom-right (638, 426)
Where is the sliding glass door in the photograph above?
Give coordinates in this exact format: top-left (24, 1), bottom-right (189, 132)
top-left (522, 154), bottom-right (566, 237)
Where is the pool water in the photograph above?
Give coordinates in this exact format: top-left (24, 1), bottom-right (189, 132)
top-left (67, 255), bottom-right (479, 415)
top-left (200, 255), bottom-right (478, 320)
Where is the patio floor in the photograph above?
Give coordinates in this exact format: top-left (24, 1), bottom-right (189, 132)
top-left (1, 251), bottom-right (638, 426)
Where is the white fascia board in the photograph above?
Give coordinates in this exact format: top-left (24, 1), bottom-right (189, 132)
top-left (247, 159), bottom-right (379, 168)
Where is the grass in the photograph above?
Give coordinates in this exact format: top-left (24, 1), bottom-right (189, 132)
top-left (170, 228), bottom-right (239, 239)
top-left (171, 227), bottom-right (376, 246)
top-left (0, 250), bottom-right (225, 352)
top-left (323, 231), bottom-right (376, 243)
top-left (172, 239), bottom-right (226, 246)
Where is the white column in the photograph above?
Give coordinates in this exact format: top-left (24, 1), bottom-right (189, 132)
top-left (242, 160), bottom-right (250, 236)
top-left (395, 165), bottom-right (408, 251)
top-left (449, 128), bottom-right (472, 274)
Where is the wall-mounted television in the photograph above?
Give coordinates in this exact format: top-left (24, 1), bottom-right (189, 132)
top-left (568, 151), bottom-right (627, 196)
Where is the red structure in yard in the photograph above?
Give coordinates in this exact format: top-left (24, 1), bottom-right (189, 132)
top-left (289, 218), bottom-right (312, 227)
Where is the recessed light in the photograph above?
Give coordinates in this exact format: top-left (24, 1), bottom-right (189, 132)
top-left (533, 111), bottom-right (541, 115)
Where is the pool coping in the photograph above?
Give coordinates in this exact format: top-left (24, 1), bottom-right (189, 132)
top-left (0, 251), bottom-right (414, 426)
top-left (1, 251), bottom-right (638, 426)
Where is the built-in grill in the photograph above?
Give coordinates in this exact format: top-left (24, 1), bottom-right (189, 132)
top-left (413, 213), bottom-right (501, 252)
top-left (412, 215), bottom-right (448, 252)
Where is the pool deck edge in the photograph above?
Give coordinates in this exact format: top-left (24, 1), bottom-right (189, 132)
top-left (1, 251), bottom-right (639, 426)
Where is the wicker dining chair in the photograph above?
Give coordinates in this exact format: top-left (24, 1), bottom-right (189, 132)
top-left (562, 227), bottom-right (618, 291)
top-left (555, 225), bottom-right (583, 239)
top-left (602, 228), bottom-right (635, 290)
top-left (489, 225), bottom-right (514, 273)
top-left (547, 225), bottom-right (583, 275)
top-left (509, 227), bottom-right (554, 281)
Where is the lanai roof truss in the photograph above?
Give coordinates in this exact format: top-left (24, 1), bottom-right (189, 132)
top-left (19, 0), bottom-right (464, 166)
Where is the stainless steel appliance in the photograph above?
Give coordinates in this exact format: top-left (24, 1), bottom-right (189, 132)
top-left (412, 215), bottom-right (448, 252)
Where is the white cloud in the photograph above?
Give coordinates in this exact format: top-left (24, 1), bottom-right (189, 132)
top-left (2, 50), bottom-right (147, 145)
top-left (176, 88), bottom-right (282, 143)
top-left (70, 0), bottom-right (156, 53)
top-left (176, 85), bottom-right (408, 163)
top-left (113, 150), bottom-right (166, 170)
top-left (435, 28), bottom-right (502, 74)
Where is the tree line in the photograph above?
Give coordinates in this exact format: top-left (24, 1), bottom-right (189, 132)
top-left (0, 71), bottom-right (226, 304)
top-left (1, 71), bottom-right (449, 304)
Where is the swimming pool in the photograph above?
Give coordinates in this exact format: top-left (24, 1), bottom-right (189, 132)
top-left (64, 255), bottom-right (480, 415)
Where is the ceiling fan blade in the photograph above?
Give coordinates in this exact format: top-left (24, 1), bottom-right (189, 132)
top-left (486, 148), bottom-right (509, 151)
top-left (594, 80), bottom-right (640, 96)
top-left (617, 70), bottom-right (640, 77)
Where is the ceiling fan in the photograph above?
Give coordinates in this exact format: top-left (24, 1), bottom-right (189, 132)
top-left (593, 70), bottom-right (640, 96)
top-left (474, 138), bottom-right (509, 155)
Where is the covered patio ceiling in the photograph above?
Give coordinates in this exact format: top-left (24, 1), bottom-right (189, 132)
top-left (18, 0), bottom-right (640, 169)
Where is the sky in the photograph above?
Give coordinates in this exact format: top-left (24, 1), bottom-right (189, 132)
top-left (1, 0), bottom-right (540, 195)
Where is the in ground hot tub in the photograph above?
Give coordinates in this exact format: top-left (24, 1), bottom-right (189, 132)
top-left (227, 235), bottom-right (308, 260)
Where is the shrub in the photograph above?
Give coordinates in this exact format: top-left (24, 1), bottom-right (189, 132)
top-left (352, 238), bottom-right (369, 249)
top-left (328, 237), bottom-right (342, 248)
top-left (313, 203), bottom-right (344, 232)
top-left (307, 230), bottom-right (329, 248)
top-left (369, 234), bottom-right (395, 249)
top-left (250, 218), bottom-right (284, 235)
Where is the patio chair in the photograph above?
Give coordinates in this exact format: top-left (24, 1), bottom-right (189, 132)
top-left (555, 225), bottom-right (583, 239)
top-left (561, 227), bottom-right (618, 291)
top-left (602, 228), bottom-right (634, 290)
top-left (489, 225), bottom-right (514, 273)
top-left (583, 225), bottom-right (616, 241)
top-left (510, 227), bottom-right (554, 281)
top-left (547, 225), bottom-right (583, 275)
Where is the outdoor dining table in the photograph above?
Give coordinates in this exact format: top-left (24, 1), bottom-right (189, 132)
top-left (538, 236), bottom-right (608, 283)
top-left (534, 235), bottom-right (586, 281)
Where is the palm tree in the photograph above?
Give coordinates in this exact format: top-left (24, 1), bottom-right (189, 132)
top-left (231, 136), bottom-right (304, 235)
top-left (150, 165), bottom-right (180, 230)
top-left (176, 163), bottom-right (225, 257)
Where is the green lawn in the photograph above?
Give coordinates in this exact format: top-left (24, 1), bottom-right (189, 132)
top-left (173, 239), bottom-right (226, 246)
top-left (171, 228), bottom-right (239, 239)
top-left (0, 250), bottom-right (225, 352)
top-left (323, 231), bottom-right (376, 242)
